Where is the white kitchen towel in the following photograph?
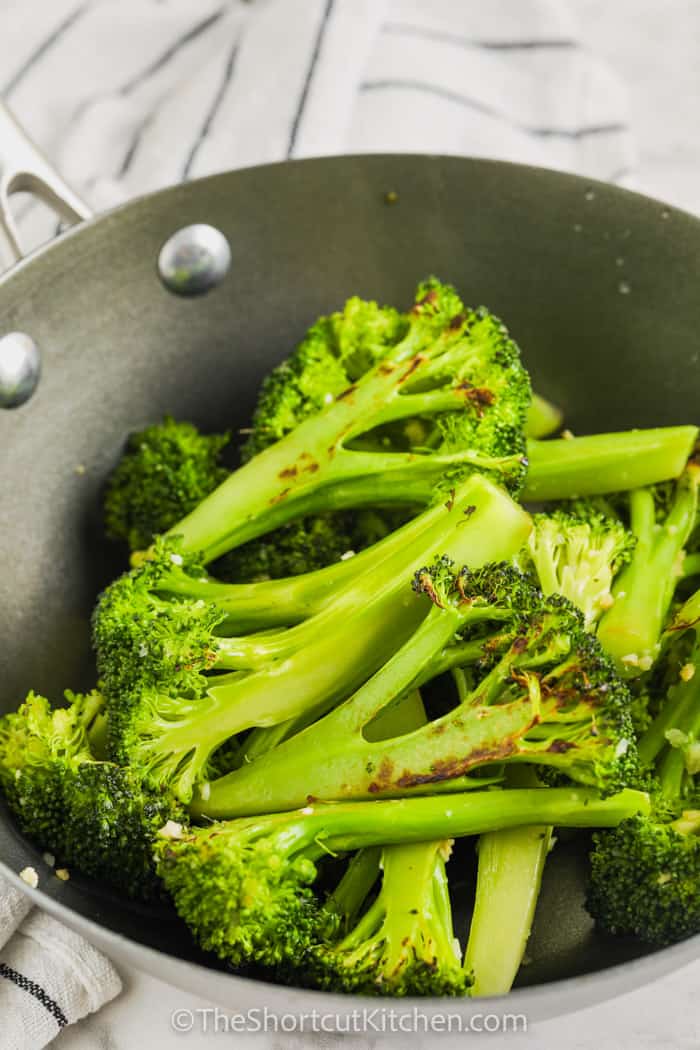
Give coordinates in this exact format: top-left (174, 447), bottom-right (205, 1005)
top-left (0, 876), bottom-right (121, 1048)
top-left (0, 0), bottom-right (634, 1045)
top-left (0, 0), bottom-right (634, 255)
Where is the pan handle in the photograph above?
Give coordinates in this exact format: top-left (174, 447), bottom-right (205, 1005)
top-left (0, 101), bottom-right (92, 264)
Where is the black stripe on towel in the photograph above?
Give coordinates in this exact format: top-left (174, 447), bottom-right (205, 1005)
top-left (360, 79), bottom-right (627, 140)
top-left (382, 22), bottom-right (578, 51)
top-left (181, 42), bottom-right (240, 180)
top-left (287, 0), bottom-right (336, 158)
top-left (3, 2), bottom-right (90, 97)
top-left (0, 962), bottom-right (68, 1028)
top-left (121, 8), bottom-right (227, 96)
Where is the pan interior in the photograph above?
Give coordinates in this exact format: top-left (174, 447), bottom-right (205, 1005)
top-left (0, 155), bottom-right (697, 990)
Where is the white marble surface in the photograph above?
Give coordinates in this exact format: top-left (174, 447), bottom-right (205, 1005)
top-left (52, 959), bottom-right (700, 1050)
top-left (27, 0), bottom-right (700, 1045)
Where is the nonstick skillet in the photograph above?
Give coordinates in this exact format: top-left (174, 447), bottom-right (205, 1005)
top-left (0, 101), bottom-right (698, 1022)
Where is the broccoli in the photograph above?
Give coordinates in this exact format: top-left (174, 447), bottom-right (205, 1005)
top-left (0, 691), bottom-right (181, 899)
top-left (464, 505), bottom-right (632, 996)
top-left (597, 465), bottom-right (700, 676)
top-left (516, 504), bottom-right (634, 627)
top-left (525, 392), bottom-right (563, 439)
top-left (240, 295), bottom-right (408, 461)
top-left (104, 417), bottom-right (230, 551)
top-left (313, 840), bottom-right (469, 997)
top-left (216, 508), bottom-right (409, 583)
top-left (587, 588), bottom-right (700, 945)
top-left (523, 427), bottom-right (697, 502)
top-left (164, 278), bottom-right (532, 565)
top-left (193, 561), bottom-right (639, 818)
top-left (215, 295), bottom-right (409, 581)
top-left (95, 475), bottom-right (531, 802)
top-left (157, 787), bottom-right (649, 974)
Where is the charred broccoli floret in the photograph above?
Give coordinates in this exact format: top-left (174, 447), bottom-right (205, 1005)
top-left (194, 561), bottom-right (639, 818)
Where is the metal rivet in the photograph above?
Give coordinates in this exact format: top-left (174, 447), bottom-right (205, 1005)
top-left (157, 224), bottom-right (231, 297)
top-left (0, 332), bottom-right (41, 409)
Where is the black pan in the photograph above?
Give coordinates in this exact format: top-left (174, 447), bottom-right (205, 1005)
top-left (0, 105), bottom-right (698, 1021)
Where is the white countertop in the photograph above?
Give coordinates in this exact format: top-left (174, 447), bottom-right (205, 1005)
top-left (13, 0), bottom-right (700, 1045)
top-left (54, 959), bottom-right (700, 1050)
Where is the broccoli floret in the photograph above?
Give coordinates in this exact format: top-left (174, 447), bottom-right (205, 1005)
top-left (587, 806), bottom-right (700, 946)
top-left (241, 296), bottom-right (408, 461)
top-left (314, 841), bottom-right (469, 997)
top-left (0, 691), bottom-right (181, 899)
top-left (597, 466), bottom-right (700, 676)
top-left (104, 417), bottom-right (229, 551)
top-left (215, 509), bottom-right (408, 582)
top-left (587, 587), bottom-right (700, 945)
top-left (158, 788), bottom-right (648, 973)
top-left (194, 561), bottom-right (639, 818)
top-left (515, 505), bottom-right (634, 627)
top-left (164, 279), bottom-right (531, 565)
top-left (95, 477), bottom-right (530, 802)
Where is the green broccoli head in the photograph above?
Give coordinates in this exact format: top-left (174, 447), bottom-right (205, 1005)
top-left (92, 538), bottom-right (221, 707)
top-left (155, 812), bottom-right (332, 971)
top-left (517, 505), bottom-right (634, 626)
top-left (241, 297), bottom-right (407, 462)
top-left (587, 805), bottom-right (700, 945)
top-left (216, 508), bottom-right (410, 583)
top-left (104, 417), bottom-right (229, 551)
top-left (0, 691), bottom-right (181, 899)
top-left (314, 841), bottom-right (470, 997)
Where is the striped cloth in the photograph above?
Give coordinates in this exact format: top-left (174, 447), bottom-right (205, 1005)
top-left (0, 876), bottom-right (121, 1049)
top-left (0, 0), bottom-right (635, 255)
top-left (0, 1), bottom-right (634, 1045)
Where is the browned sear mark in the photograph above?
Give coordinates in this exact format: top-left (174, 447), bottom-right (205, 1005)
top-left (399, 353), bottom-right (427, 383)
top-left (337, 384), bottom-right (357, 400)
top-left (367, 757), bottom-right (395, 794)
top-left (269, 487), bottom-right (291, 505)
top-left (395, 742), bottom-right (517, 788)
top-left (457, 381), bottom-right (496, 416)
top-left (278, 465), bottom-right (298, 479)
top-left (547, 739), bottom-right (577, 754)
top-left (410, 290), bottom-right (438, 314)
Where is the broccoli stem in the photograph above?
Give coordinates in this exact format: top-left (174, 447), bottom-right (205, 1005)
top-left (682, 553), bottom-right (700, 578)
top-left (597, 469), bottom-right (699, 676)
top-left (336, 841), bottom-right (460, 974)
top-left (526, 393), bottom-right (563, 439)
top-left (639, 680), bottom-right (700, 768)
top-left (167, 315), bottom-right (511, 562)
top-left (464, 824), bottom-right (552, 995)
top-left (216, 788), bottom-right (650, 854)
top-left (656, 692), bottom-right (700, 801)
top-left (147, 477), bottom-right (531, 774)
top-left (463, 767), bottom-right (552, 997)
top-left (159, 490), bottom-right (460, 633)
top-left (326, 848), bottom-right (382, 929)
top-left (523, 427), bottom-right (697, 501)
top-left (191, 604), bottom-right (604, 818)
